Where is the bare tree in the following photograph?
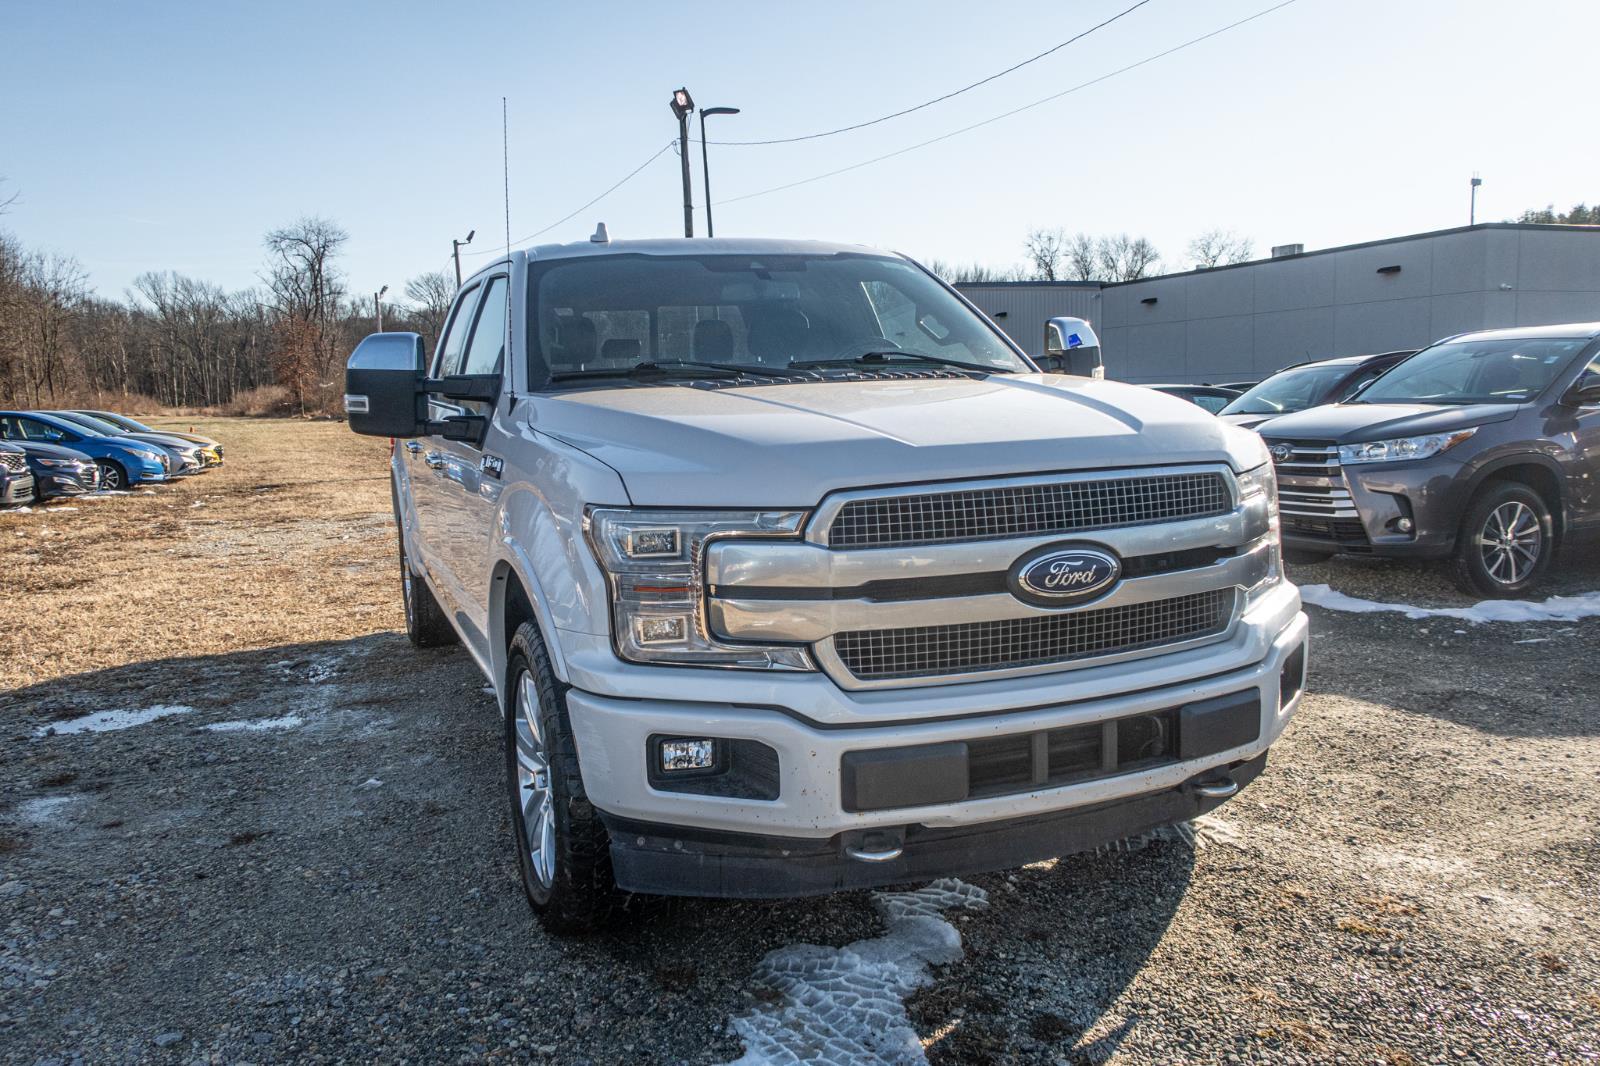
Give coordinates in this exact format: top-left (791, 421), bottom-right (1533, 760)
top-left (1065, 233), bottom-right (1099, 281)
top-left (1097, 234), bottom-right (1162, 282)
top-left (1187, 229), bottom-right (1254, 269)
top-left (263, 217), bottom-right (348, 414)
top-left (1023, 227), bottom-right (1067, 281)
top-left (921, 259), bottom-right (1026, 284)
top-left (404, 270), bottom-right (456, 356)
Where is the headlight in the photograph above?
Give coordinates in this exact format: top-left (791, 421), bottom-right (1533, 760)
top-left (36, 458), bottom-right (75, 468)
top-left (586, 508), bottom-right (815, 670)
top-left (1339, 428), bottom-right (1477, 465)
top-left (1236, 463), bottom-right (1283, 606)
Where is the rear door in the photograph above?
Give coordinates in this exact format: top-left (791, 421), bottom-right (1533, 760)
top-left (431, 272), bottom-right (510, 648)
top-left (1559, 349), bottom-right (1600, 530)
top-left (406, 281), bottom-right (482, 612)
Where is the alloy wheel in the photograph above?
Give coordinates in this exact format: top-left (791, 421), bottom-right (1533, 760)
top-left (99, 464), bottom-right (123, 490)
top-left (513, 671), bottom-right (556, 889)
top-left (1476, 500), bottom-right (1541, 586)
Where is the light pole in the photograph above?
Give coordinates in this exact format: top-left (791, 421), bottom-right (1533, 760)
top-left (698, 106), bottom-right (740, 238)
top-left (1470, 174), bottom-right (1483, 225)
top-left (452, 229), bottom-right (475, 286)
top-left (670, 88), bottom-right (695, 238)
top-left (374, 284), bottom-right (388, 331)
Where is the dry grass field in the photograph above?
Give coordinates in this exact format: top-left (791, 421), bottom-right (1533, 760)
top-left (1, 418), bottom-right (399, 691)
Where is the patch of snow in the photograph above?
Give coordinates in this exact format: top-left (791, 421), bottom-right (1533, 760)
top-left (723, 878), bottom-right (987, 1066)
top-left (82, 491), bottom-right (131, 499)
top-left (1300, 583), bottom-right (1600, 624)
top-left (44, 506), bottom-right (78, 512)
top-left (35, 704), bottom-right (195, 737)
top-left (204, 715), bottom-right (304, 733)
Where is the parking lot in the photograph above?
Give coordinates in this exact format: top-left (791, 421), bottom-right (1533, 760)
top-left (1, 417), bottom-right (1597, 1064)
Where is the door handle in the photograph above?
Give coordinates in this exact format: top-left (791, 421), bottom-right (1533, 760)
top-left (423, 451), bottom-right (445, 470)
top-left (404, 441), bottom-right (423, 454)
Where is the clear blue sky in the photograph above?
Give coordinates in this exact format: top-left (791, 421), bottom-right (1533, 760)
top-left (3, 0), bottom-right (1595, 302)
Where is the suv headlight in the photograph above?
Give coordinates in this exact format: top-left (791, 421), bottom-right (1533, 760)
top-left (586, 508), bottom-right (815, 670)
top-left (1339, 428), bottom-right (1476, 465)
top-left (1236, 462), bottom-right (1283, 606)
top-left (36, 458), bottom-right (75, 468)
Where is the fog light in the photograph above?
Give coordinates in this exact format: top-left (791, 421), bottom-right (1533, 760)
top-left (660, 738), bottom-right (716, 772)
top-left (1396, 517), bottom-right (1414, 533)
top-left (635, 615), bottom-right (688, 644)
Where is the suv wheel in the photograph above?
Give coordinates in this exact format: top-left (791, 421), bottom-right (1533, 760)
top-left (1451, 482), bottom-right (1553, 598)
top-left (504, 621), bottom-right (621, 934)
top-left (96, 461), bottom-right (126, 491)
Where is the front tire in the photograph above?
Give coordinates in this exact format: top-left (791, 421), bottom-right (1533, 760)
top-left (96, 461), bottom-right (127, 491)
top-left (1450, 482), bottom-right (1553, 598)
top-left (505, 622), bottom-right (621, 934)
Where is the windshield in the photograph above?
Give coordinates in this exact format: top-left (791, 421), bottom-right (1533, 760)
top-left (1356, 337), bottom-right (1586, 405)
top-left (527, 252), bottom-right (1028, 385)
top-left (91, 412), bottom-right (148, 431)
top-left (56, 412), bottom-right (126, 436)
top-left (1221, 365), bottom-right (1351, 416)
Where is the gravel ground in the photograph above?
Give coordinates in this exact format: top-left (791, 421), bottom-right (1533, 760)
top-left (2, 423), bottom-right (1598, 1064)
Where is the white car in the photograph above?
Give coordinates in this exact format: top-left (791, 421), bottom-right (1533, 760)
top-left (343, 237), bottom-right (1307, 933)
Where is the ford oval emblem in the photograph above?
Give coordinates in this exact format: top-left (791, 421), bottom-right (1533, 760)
top-left (1007, 544), bottom-right (1123, 606)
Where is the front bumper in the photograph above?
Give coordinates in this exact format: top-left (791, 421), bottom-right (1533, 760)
top-left (1280, 455), bottom-right (1470, 559)
top-left (566, 591), bottom-right (1308, 895)
top-left (1, 473), bottom-right (35, 506)
top-left (35, 468), bottom-right (99, 498)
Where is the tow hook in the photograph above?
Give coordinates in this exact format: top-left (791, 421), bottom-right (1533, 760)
top-left (1189, 774), bottom-right (1239, 799)
top-left (842, 827), bottom-right (905, 863)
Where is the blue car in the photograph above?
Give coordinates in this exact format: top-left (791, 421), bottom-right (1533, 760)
top-left (0, 411), bottom-right (170, 490)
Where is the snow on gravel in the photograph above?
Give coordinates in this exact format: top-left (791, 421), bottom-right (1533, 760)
top-left (34, 704), bottom-right (195, 737)
top-left (1300, 582), bottom-right (1600, 624)
top-left (723, 879), bottom-right (988, 1066)
top-left (203, 715), bottom-right (305, 733)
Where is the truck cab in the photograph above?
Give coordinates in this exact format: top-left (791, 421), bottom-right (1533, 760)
top-left (344, 238), bottom-right (1306, 932)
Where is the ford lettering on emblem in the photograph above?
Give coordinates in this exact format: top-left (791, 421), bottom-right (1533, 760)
top-left (1007, 544), bottom-right (1123, 607)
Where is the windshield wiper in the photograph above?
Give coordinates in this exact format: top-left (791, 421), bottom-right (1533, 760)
top-left (548, 361), bottom-right (755, 383)
top-left (790, 351), bottom-right (1001, 374)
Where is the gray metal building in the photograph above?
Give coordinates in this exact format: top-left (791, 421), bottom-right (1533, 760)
top-left (954, 281), bottom-right (1101, 359)
top-left (957, 223), bottom-right (1600, 384)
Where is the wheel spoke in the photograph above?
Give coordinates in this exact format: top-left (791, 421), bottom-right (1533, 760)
top-left (512, 666), bottom-right (556, 889)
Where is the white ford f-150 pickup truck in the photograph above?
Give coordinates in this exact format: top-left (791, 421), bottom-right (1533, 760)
top-left (343, 236), bottom-right (1307, 933)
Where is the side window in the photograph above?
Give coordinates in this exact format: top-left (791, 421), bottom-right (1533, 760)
top-left (21, 418), bottom-right (69, 443)
top-left (1194, 394), bottom-right (1232, 414)
top-left (432, 283), bottom-right (481, 378)
top-left (460, 276), bottom-right (508, 376)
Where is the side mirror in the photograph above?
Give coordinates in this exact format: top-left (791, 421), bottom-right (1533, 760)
top-left (1564, 370), bottom-right (1600, 407)
top-left (1043, 316), bottom-right (1104, 379)
top-left (345, 333), bottom-right (427, 437)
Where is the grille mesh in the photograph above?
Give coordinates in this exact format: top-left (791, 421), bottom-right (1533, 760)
top-left (828, 472), bottom-right (1230, 548)
top-left (0, 452), bottom-right (24, 473)
top-left (833, 589), bottom-right (1235, 681)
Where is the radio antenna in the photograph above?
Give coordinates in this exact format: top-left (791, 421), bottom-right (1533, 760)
top-left (502, 97), bottom-right (511, 257)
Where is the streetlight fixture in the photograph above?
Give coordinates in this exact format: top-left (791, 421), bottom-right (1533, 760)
top-left (698, 106), bottom-right (740, 238)
top-left (669, 87), bottom-right (695, 238)
top-left (452, 229), bottom-right (476, 286)
top-left (1470, 173), bottom-right (1483, 225)
top-left (374, 284), bottom-right (389, 332)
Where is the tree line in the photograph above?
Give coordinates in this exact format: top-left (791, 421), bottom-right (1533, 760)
top-left (0, 211), bottom-right (454, 415)
top-left (926, 227), bottom-right (1256, 285)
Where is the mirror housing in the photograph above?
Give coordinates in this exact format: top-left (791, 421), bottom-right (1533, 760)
top-left (1564, 370), bottom-right (1600, 407)
top-left (345, 333), bottom-right (427, 437)
top-left (1042, 316), bottom-right (1104, 379)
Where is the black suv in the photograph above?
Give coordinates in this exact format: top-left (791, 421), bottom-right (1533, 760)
top-left (1221, 350), bottom-right (1418, 430)
top-left (0, 442), bottom-right (35, 507)
top-left (1260, 324), bottom-right (1600, 596)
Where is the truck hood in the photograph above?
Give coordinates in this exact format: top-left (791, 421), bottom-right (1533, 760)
top-left (531, 374), bottom-right (1266, 507)
top-left (1254, 402), bottom-right (1519, 443)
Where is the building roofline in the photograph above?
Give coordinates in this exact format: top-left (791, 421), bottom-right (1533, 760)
top-left (950, 279), bottom-right (1104, 289)
top-left (1103, 222), bottom-right (1600, 288)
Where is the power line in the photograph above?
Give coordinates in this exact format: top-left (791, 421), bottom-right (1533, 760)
top-left (703, 0), bottom-right (1153, 146)
top-left (716, 0), bottom-right (1299, 208)
top-left (464, 139), bottom-right (677, 257)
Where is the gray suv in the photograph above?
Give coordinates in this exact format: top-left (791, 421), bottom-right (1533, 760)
top-left (1260, 323), bottom-right (1600, 596)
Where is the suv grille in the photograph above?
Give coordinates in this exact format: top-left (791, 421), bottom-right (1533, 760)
top-left (0, 452), bottom-right (24, 474)
top-left (1264, 438), bottom-right (1370, 548)
top-left (828, 472), bottom-right (1231, 548)
top-left (832, 589), bottom-right (1235, 681)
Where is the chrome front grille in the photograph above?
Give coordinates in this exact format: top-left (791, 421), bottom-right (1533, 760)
top-left (831, 589), bottom-right (1236, 682)
top-left (826, 471), bottom-right (1231, 549)
top-left (1264, 438), bottom-right (1368, 545)
top-left (0, 452), bottom-right (24, 474)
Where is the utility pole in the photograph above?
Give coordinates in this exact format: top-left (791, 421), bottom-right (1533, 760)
top-left (1470, 173), bottom-right (1483, 225)
top-left (699, 106), bottom-right (740, 238)
top-left (452, 229), bottom-right (475, 286)
top-left (670, 88), bottom-right (695, 238)
top-left (374, 285), bottom-right (388, 331)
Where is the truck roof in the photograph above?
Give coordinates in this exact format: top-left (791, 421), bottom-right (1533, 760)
top-left (461, 237), bottom-right (895, 283)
